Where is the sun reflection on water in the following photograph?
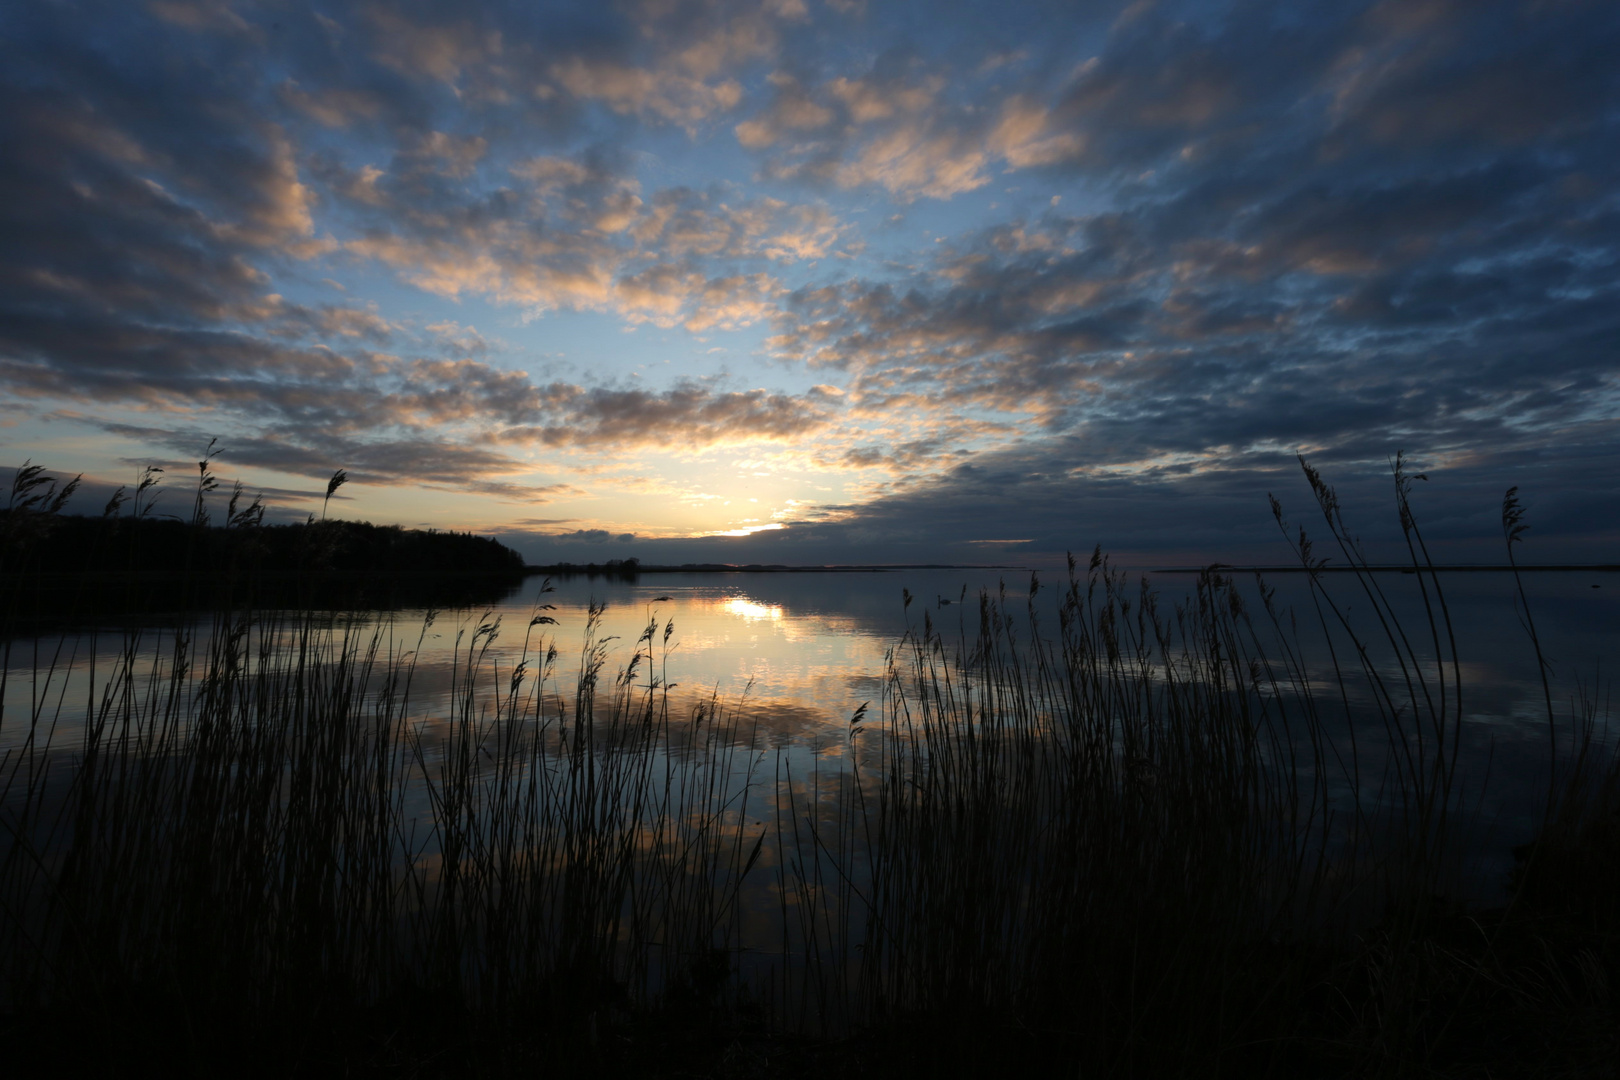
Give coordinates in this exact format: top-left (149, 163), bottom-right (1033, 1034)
top-left (720, 596), bottom-right (785, 622)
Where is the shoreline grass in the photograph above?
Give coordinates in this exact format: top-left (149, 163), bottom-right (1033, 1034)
top-left (1, 458), bottom-right (1616, 1077)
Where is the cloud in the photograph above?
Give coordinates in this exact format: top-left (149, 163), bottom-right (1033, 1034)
top-left (90, 419), bottom-right (557, 498)
top-left (3, 0), bottom-right (1619, 562)
top-left (147, 0), bottom-right (254, 35)
top-left (737, 63), bottom-right (1008, 199)
top-left (607, 430), bottom-right (1620, 568)
top-left (629, 189), bottom-right (846, 262)
top-left (832, 125), bottom-right (995, 200)
top-left (761, 104), bottom-right (1620, 502)
top-left (277, 79), bottom-right (384, 130)
top-left (330, 152), bottom-right (843, 325)
top-left (549, 57), bottom-right (744, 128)
top-left (424, 320), bottom-right (493, 356)
top-left (364, 6), bottom-right (503, 87)
top-left (682, 274), bottom-right (782, 333)
top-left (497, 381), bottom-right (831, 451)
top-left (0, 1), bottom-right (853, 512)
top-left (734, 73), bottom-right (838, 146)
top-left (344, 226), bottom-right (621, 312)
top-left (316, 307), bottom-right (395, 343)
top-left (536, 0), bottom-right (803, 129)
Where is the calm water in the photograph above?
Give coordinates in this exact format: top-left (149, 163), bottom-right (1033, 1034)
top-left (5, 566), bottom-right (1616, 860)
top-left (7, 566), bottom-right (1616, 741)
top-left (446, 567), bottom-right (1620, 848)
top-left (435, 566), bottom-right (1618, 732)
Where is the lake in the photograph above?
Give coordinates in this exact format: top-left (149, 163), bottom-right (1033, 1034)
top-left (8, 565), bottom-right (1616, 803)
top-left (4, 561), bottom-right (1616, 921)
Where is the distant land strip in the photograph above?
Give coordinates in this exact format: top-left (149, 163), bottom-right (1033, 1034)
top-left (523, 562), bottom-right (1020, 575)
top-left (1153, 564), bottom-right (1620, 574)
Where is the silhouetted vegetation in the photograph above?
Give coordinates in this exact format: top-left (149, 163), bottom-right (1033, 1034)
top-left (2, 512), bottom-right (521, 578)
top-left (0, 458), bottom-right (525, 629)
top-left (1, 457), bottom-right (1616, 1076)
top-left (0, 514), bottom-right (524, 630)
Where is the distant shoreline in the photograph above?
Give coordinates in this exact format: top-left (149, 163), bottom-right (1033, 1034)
top-left (1153, 564), bottom-right (1620, 574)
top-left (523, 562), bottom-right (1023, 575)
top-left (520, 561), bottom-right (1620, 577)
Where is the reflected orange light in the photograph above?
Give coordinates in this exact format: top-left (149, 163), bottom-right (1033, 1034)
top-left (722, 597), bottom-right (784, 622)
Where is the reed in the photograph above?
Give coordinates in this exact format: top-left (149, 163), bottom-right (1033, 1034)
top-left (0, 455), bottom-right (1614, 1076)
top-left (0, 597), bottom-right (769, 1072)
top-left (764, 458), bottom-right (1617, 1075)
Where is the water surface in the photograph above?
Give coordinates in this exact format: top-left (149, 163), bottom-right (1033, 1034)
top-left (5, 566), bottom-right (1615, 868)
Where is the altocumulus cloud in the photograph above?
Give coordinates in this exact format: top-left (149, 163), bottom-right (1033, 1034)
top-left (0, 0), bottom-right (844, 499)
top-left (0, 0), bottom-right (1616, 560)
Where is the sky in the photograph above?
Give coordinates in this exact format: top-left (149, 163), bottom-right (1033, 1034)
top-left (2, 0), bottom-right (1618, 567)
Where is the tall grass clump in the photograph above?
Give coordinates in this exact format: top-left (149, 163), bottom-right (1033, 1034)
top-left (0, 598), bottom-right (769, 1073)
top-left (763, 456), bottom-right (1618, 1076)
top-left (840, 562), bottom-right (1332, 1071)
